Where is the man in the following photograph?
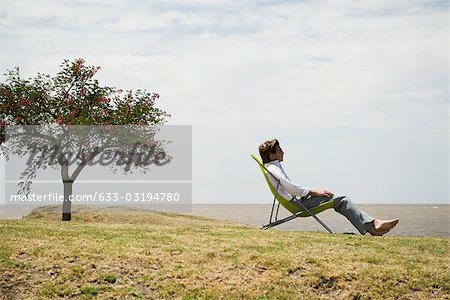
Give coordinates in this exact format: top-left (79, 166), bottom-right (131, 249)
top-left (258, 139), bottom-right (399, 236)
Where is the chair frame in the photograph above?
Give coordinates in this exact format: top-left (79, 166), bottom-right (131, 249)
top-left (251, 154), bottom-right (335, 234)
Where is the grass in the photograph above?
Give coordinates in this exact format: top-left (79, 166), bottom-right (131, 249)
top-left (0, 206), bottom-right (449, 299)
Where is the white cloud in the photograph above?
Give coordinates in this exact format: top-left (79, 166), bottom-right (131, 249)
top-left (0, 0), bottom-right (447, 204)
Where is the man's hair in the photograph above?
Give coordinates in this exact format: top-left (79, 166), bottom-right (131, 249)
top-left (258, 139), bottom-right (279, 164)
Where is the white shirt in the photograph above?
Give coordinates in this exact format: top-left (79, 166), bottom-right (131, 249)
top-left (265, 160), bottom-right (310, 200)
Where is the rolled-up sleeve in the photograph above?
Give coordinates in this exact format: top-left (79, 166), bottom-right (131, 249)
top-left (267, 164), bottom-right (310, 198)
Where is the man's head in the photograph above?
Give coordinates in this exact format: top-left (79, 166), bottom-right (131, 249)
top-left (258, 138), bottom-right (284, 164)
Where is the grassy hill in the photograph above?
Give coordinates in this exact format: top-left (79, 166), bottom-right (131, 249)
top-left (0, 206), bottom-right (448, 299)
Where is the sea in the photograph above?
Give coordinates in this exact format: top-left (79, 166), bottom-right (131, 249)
top-left (0, 203), bottom-right (449, 237)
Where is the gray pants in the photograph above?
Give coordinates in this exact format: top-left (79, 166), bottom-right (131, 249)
top-left (295, 196), bottom-right (375, 235)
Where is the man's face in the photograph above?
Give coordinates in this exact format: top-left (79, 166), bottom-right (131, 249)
top-left (270, 145), bottom-right (284, 162)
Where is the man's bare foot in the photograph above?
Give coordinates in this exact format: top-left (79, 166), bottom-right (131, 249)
top-left (367, 219), bottom-right (399, 236)
top-left (368, 227), bottom-right (390, 236)
top-left (373, 219), bottom-right (399, 231)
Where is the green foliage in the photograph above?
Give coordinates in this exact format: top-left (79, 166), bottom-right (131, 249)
top-left (80, 286), bottom-right (100, 296)
top-left (104, 273), bottom-right (118, 284)
top-left (0, 58), bottom-right (170, 143)
top-left (0, 59), bottom-right (171, 202)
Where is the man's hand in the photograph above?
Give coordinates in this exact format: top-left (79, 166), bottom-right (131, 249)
top-left (309, 189), bottom-right (334, 198)
top-left (322, 190), bottom-right (334, 198)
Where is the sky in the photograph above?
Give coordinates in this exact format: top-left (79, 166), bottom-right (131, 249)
top-left (0, 0), bottom-right (448, 204)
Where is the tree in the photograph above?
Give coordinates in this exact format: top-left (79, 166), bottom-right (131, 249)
top-left (0, 58), bottom-right (171, 221)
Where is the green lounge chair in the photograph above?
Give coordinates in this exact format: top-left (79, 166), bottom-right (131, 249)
top-left (251, 154), bottom-right (335, 233)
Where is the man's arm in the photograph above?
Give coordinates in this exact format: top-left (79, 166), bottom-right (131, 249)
top-left (267, 164), bottom-right (310, 198)
top-left (307, 189), bottom-right (334, 198)
top-left (267, 164), bottom-right (335, 198)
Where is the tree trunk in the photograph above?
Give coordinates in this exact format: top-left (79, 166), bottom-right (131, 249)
top-left (62, 180), bottom-right (73, 221)
top-left (60, 148), bottom-right (88, 222)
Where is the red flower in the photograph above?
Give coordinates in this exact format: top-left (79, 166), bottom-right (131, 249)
top-left (14, 116), bottom-right (22, 123)
top-left (74, 59), bottom-right (85, 72)
top-left (99, 97), bottom-right (110, 104)
top-left (19, 99), bottom-right (31, 106)
top-left (56, 116), bottom-right (62, 125)
top-left (59, 75), bottom-right (69, 83)
top-left (76, 58), bottom-right (85, 66)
